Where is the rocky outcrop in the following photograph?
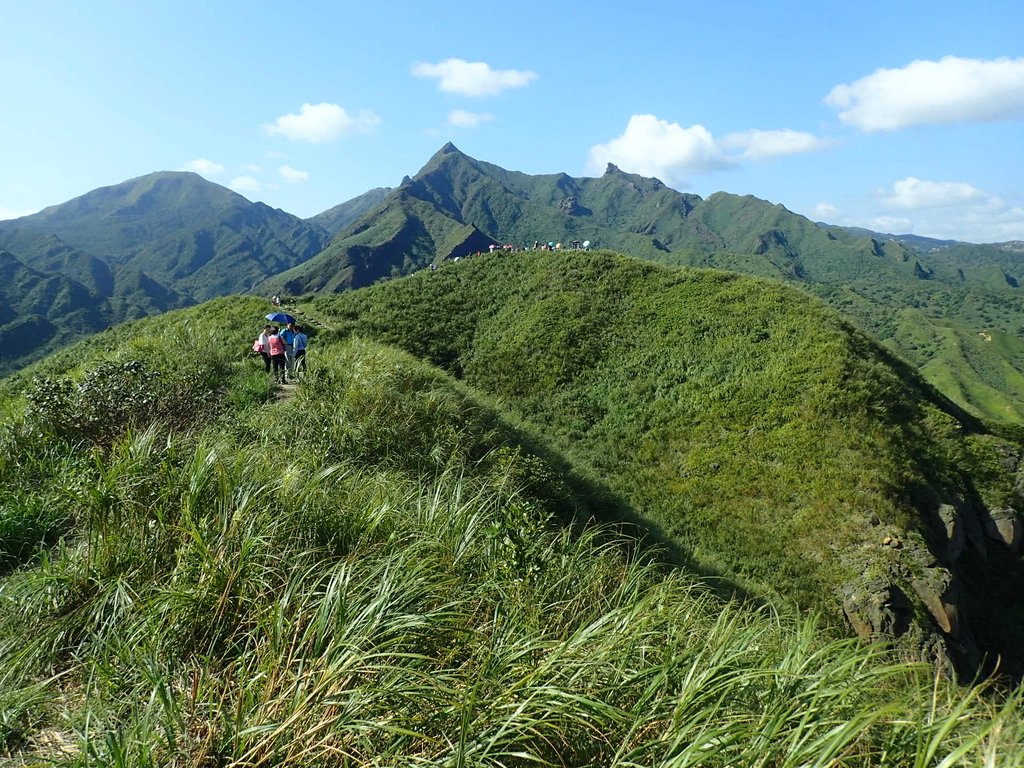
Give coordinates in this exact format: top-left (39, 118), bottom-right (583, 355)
top-left (558, 196), bottom-right (591, 217)
top-left (842, 580), bottom-right (913, 641)
top-left (935, 503), bottom-right (966, 562)
top-left (910, 566), bottom-right (960, 638)
top-left (980, 507), bottom-right (1023, 551)
top-left (843, 519), bottom-right (987, 679)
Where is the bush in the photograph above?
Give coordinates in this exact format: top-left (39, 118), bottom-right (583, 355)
top-left (25, 359), bottom-right (217, 449)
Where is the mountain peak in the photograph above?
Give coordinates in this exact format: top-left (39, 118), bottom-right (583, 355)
top-left (431, 142), bottom-right (470, 160)
top-left (604, 163), bottom-right (621, 175)
top-left (416, 142), bottom-right (475, 179)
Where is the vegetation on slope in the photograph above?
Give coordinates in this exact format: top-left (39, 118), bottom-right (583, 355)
top-left (310, 250), bottom-right (1024, 676)
top-left (1, 296), bottom-right (1022, 765)
top-left (270, 144), bottom-right (1024, 424)
top-left (4, 146), bottom-right (1024, 428)
top-left (0, 173), bottom-right (330, 376)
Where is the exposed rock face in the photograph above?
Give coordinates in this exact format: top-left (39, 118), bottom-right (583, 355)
top-left (935, 503), bottom-right (965, 562)
top-left (910, 567), bottom-right (960, 638)
top-left (842, 581), bottom-right (913, 641)
top-left (558, 196), bottom-right (591, 216)
top-left (980, 507), bottom-right (1023, 551)
top-left (843, 520), bottom-right (985, 680)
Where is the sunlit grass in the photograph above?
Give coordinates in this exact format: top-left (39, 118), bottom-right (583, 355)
top-left (0, 265), bottom-right (1023, 765)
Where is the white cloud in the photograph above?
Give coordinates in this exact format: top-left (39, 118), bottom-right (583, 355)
top-left (959, 205), bottom-right (1024, 243)
top-left (721, 129), bottom-right (831, 159)
top-left (825, 56), bottom-right (1024, 132)
top-left (412, 58), bottom-right (537, 97)
top-left (279, 164), bottom-right (309, 183)
top-left (866, 215), bottom-right (915, 234)
top-left (447, 109), bottom-right (494, 128)
top-left (587, 115), bottom-right (828, 184)
top-left (812, 202), bottom-right (839, 220)
top-left (264, 102), bottom-right (381, 143)
top-left (848, 177), bottom-right (1024, 241)
top-left (230, 176), bottom-right (262, 194)
top-left (881, 177), bottom-right (988, 210)
top-left (182, 158), bottom-right (225, 176)
top-left (587, 115), bottom-right (732, 183)
top-left (801, 177), bottom-right (1024, 242)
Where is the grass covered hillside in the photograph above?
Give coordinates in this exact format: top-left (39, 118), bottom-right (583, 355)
top-left (310, 250), bottom-right (1024, 678)
top-left (0, 172), bottom-right (330, 377)
top-left (263, 144), bottom-right (1024, 425)
top-left (1, 295), bottom-right (1023, 765)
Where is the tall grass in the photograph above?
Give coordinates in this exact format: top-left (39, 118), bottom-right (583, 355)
top-left (309, 251), bottom-right (1024, 675)
top-left (1, 301), bottom-right (1023, 765)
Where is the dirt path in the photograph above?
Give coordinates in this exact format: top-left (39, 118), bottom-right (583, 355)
top-left (273, 381), bottom-right (299, 403)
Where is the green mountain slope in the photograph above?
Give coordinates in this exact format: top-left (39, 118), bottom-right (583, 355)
top-left (0, 249), bottom-right (112, 371)
top-left (310, 250), bottom-right (1024, 678)
top-left (0, 172), bottom-right (331, 374)
top-left (1, 280), bottom-right (1022, 764)
top-left (305, 185), bottom-right (393, 235)
top-left (269, 144), bottom-right (1024, 424)
top-left (3, 171), bottom-right (331, 300)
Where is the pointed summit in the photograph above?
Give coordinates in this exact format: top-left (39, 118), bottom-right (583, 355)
top-left (604, 162), bottom-right (620, 175)
top-left (416, 142), bottom-right (475, 178)
top-left (425, 142), bottom-right (467, 165)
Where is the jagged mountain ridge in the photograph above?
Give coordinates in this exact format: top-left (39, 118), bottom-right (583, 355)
top-left (265, 142), bottom-right (936, 295)
top-left (263, 144), bottom-right (1024, 423)
top-left (3, 147), bottom-right (1023, 421)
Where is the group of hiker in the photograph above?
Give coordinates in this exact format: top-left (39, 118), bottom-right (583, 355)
top-left (435, 239), bottom-right (594, 267)
top-left (253, 321), bottom-right (308, 384)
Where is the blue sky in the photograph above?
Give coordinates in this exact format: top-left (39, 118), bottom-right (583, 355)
top-left (2, 0), bottom-right (1023, 242)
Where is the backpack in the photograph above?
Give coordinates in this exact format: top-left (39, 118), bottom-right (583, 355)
top-left (252, 338), bottom-right (264, 353)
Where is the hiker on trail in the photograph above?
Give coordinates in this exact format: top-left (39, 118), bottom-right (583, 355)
top-left (254, 325), bottom-right (272, 373)
top-left (292, 325), bottom-right (309, 378)
top-left (280, 321), bottom-right (297, 379)
top-left (266, 327), bottom-right (287, 384)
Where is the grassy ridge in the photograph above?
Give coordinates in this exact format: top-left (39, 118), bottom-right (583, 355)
top-left (1, 305), bottom-right (1022, 765)
top-left (310, 251), bottom-right (1024, 665)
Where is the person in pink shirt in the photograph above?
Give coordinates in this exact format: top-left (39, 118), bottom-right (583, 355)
top-left (266, 327), bottom-right (288, 384)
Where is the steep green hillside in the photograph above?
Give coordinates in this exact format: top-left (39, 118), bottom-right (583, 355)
top-left (0, 171), bottom-right (329, 310)
top-left (6, 172), bottom-right (328, 274)
top-left (1, 293), bottom-right (1021, 765)
top-left (270, 144), bottom-right (1024, 425)
top-left (0, 172), bottom-right (330, 377)
top-left (0, 250), bottom-right (113, 374)
top-left (266, 195), bottom-right (496, 294)
top-left (310, 250), bottom-right (1024, 677)
top-left (305, 186), bottom-right (392, 235)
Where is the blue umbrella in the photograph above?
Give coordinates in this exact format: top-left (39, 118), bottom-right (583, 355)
top-left (266, 312), bottom-right (296, 324)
